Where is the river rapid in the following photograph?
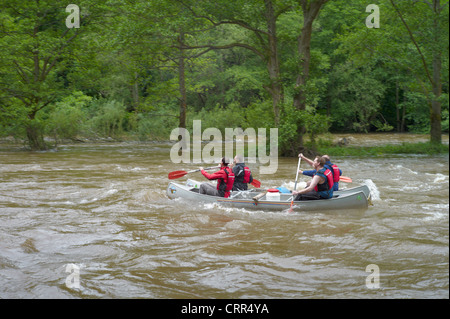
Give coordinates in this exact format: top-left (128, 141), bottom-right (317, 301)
top-left (0, 134), bottom-right (448, 299)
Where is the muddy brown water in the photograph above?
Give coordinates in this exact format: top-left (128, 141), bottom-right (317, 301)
top-left (0, 134), bottom-right (448, 299)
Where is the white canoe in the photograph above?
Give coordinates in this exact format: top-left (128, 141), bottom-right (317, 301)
top-left (166, 180), bottom-right (370, 212)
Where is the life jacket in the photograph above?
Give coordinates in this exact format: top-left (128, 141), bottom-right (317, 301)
top-left (217, 167), bottom-right (235, 198)
top-left (330, 164), bottom-right (340, 183)
top-left (314, 168), bottom-right (334, 199)
top-left (232, 164), bottom-right (253, 191)
top-left (234, 164), bottom-right (253, 183)
top-left (325, 162), bottom-right (340, 183)
top-left (243, 166), bottom-right (252, 184)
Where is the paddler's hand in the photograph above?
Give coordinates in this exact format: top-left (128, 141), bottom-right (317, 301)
top-left (298, 169), bottom-right (303, 174)
top-left (199, 167), bottom-right (204, 171)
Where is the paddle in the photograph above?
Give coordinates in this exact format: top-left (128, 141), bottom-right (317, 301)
top-left (250, 179), bottom-right (261, 188)
top-left (289, 156), bottom-right (302, 212)
top-left (169, 166), bottom-right (262, 188)
top-left (293, 156), bottom-right (302, 191)
top-left (168, 166), bottom-right (218, 180)
top-left (339, 176), bottom-right (352, 183)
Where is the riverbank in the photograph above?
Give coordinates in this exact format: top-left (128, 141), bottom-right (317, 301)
top-left (318, 142), bottom-right (449, 156)
top-left (1, 133), bottom-right (448, 156)
top-left (317, 133), bottom-right (449, 156)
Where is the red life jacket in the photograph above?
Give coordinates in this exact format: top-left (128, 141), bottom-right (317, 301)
top-left (331, 164), bottom-right (340, 183)
top-left (217, 167), bottom-right (235, 198)
top-left (314, 168), bottom-right (334, 193)
top-left (243, 166), bottom-right (252, 183)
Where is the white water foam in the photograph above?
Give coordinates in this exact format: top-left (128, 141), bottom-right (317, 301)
top-left (363, 179), bottom-right (381, 201)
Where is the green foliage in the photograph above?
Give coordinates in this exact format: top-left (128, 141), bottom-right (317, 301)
top-left (328, 62), bottom-right (386, 133)
top-left (278, 103), bottom-right (330, 154)
top-left (189, 102), bottom-right (247, 134)
top-left (401, 91), bottom-right (430, 133)
top-left (442, 109), bottom-right (449, 133)
top-left (46, 92), bottom-right (92, 139)
top-left (88, 100), bottom-right (127, 138)
top-left (0, 0), bottom-right (448, 153)
top-left (243, 100), bottom-right (275, 128)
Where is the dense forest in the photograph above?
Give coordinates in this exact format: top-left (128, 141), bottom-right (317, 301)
top-left (0, 0), bottom-right (448, 154)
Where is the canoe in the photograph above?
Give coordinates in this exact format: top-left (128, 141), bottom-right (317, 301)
top-left (184, 179), bottom-right (371, 198)
top-left (184, 179), bottom-right (371, 199)
top-left (166, 180), bottom-right (370, 212)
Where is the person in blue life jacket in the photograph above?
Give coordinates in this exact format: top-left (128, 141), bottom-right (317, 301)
top-left (298, 153), bottom-right (342, 191)
top-left (293, 156), bottom-right (334, 200)
top-left (230, 154), bottom-right (253, 191)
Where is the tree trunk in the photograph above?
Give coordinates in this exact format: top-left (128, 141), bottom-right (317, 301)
top-left (401, 97), bottom-right (406, 133)
top-left (390, 0), bottom-right (443, 144)
top-left (293, 21), bottom-right (312, 112)
top-left (396, 80), bottom-right (401, 132)
top-left (430, 52), bottom-right (442, 144)
top-left (178, 31), bottom-right (187, 130)
top-left (26, 112), bottom-right (47, 151)
top-left (291, 0), bottom-right (328, 153)
top-left (132, 71), bottom-right (140, 111)
top-left (264, 0), bottom-right (284, 126)
top-left (430, 0), bottom-right (442, 144)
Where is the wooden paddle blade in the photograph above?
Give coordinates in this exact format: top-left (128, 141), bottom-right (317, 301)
top-left (252, 191), bottom-right (267, 201)
top-left (339, 176), bottom-right (353, 183)
top-left (168, 170), bottom-right (188, 180)
top-left (251, 179), bottom-right (261, 188)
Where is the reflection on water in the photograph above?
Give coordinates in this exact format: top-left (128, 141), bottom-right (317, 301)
top-left (0, 136), bottom-right (448, 299)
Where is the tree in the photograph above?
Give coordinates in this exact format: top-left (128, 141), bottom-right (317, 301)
top-left (389, 0), bottom-right (448, 144)
top-left (335, 0), bottom-right (449, 143)
top-left (0, 0), bottom-right (103, 149)
top-left (177, 0), bottom-right (296, 126)
top-left (289, 0), bottom-right (329, 153)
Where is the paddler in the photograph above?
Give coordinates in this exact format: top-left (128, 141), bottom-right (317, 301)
top-left (198, 157), bottom-right (235, 198)
top-left (293, 156), bottom-right (334, 200)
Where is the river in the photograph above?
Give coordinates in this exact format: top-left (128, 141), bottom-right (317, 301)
top-left (0, 134), bottom-right (448, 300)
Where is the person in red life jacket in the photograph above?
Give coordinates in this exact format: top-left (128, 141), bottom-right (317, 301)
top-left (298, 153), bottom-right (342, 190)
top-left (231, 154), bottom-right (253, 191)
top-left (292, 156), bottom-right (334, 200)
top-left (199, 157), bottom-right (235, 198)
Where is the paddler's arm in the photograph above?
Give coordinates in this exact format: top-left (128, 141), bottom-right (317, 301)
top-left (300, 169), bottom-right (315, 177)
top-left (299, 153), bottom-right (314, 167)
top-left (200, 168), bottom-right (224, 180)
top-left (293, 175), bottom-right (320, 195)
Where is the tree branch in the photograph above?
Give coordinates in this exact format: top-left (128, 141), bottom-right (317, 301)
top-left (175, 0), bottom-right (268, 46)
top-left (13, 60), bottom-right (30, 83)
top-left (389, 0), bottom-right (434, 86)
top-left (178, 42), bottom-right (266, 60)
top-left (41, 30), bottom-right (80, 81)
